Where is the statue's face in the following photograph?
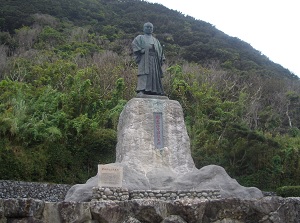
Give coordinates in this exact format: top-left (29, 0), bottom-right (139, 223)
top-left (143, 23), bottom-right (153, 34)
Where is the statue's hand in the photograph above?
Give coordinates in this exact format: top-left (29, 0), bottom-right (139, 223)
top-left (140, 49), bottom-right (145, 54)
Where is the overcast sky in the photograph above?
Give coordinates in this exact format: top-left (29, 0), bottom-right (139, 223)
top-left (146, 0), bottom-right (300, 78)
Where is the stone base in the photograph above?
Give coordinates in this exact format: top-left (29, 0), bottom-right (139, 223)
top-left (1, 197), bottom-right (300, 223)
top-left (65, 98), bottom-right (264, 202)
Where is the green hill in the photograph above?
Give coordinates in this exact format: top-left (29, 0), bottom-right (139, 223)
top-left (1, 0), bottom-right (298, 79)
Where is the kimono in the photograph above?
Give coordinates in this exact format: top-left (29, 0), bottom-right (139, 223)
top-left (132, 34), bottom-right (165, 95)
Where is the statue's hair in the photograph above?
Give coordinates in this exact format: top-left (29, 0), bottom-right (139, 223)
top-left (143, 22), bottom-right (153, 27)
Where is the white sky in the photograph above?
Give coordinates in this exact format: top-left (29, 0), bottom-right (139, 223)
top-left (146, 0), bottom-right (300, 78)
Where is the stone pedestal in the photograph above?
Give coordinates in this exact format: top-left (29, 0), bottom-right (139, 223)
top-left (116, 97), bottom-right (195, 175)
top-left (65, 97), bottom-right (263, 202)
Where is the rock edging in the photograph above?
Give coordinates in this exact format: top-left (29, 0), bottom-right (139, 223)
top-left (0, 180), bottom-right (71, 202)
top-left (92, 187), bottom-right (221, 201)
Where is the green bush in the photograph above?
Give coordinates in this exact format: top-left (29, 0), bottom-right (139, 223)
top-left (276, 186), bottom-right (300, 197)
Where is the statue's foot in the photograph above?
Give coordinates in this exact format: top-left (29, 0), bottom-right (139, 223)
top-left (136, 91), bottom-right (144, 97)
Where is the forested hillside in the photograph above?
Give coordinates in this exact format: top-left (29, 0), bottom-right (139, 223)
top-left (0, 0), bottom-right (299, 190)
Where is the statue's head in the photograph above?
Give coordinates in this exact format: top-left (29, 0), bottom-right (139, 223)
top-left (143, 22), bottom-right (153, 35)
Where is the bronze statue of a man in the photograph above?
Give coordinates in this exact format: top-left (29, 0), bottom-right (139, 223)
top-left (132, 22), bottom-right (165, 95)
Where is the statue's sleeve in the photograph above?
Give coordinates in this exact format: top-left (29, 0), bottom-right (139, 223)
top-left (132, 35), bottom-right (144, 63)
top-left (132, 35), bottom-right (142, 53)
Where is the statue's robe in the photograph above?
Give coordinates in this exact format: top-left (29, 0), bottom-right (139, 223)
top-left (132, 34), bottom-right (165, 95)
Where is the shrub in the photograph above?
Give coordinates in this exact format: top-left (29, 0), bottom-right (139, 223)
top-left (276, 186), bottom-right (300, 197)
